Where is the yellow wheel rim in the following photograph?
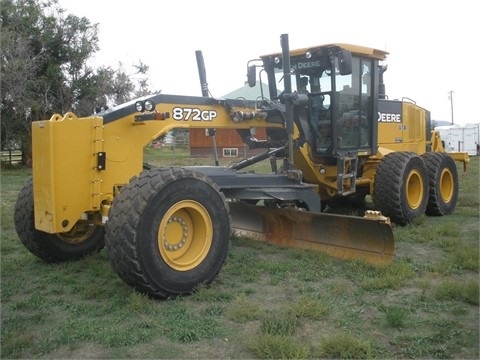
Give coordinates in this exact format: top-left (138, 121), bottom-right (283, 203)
top-left (439, 167), bottom-right (454, 203)
top-left (406, 169), bottom-right (424, 209)
top-left (158, 200), bottom-right (213, 271)
top-left (57, 220), bottom-right (97, 244)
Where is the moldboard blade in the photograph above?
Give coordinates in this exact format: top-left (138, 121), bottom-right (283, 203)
top-left (228, 202), bottom-right (394, 265)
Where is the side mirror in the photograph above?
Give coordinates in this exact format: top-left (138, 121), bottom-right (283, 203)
top-left (338, 50), bottom-right (352, 75)
top-left (247, 65), bottom-right (257, 87)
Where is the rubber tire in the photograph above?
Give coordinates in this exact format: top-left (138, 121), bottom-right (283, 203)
top-left (373, 152), bottom-right (429, 225)
top-left (421, 152), bottom-right (458, 216)
top-left (14, 178), bottom-right (105, 262)
top-left (105, 167), bottom-right (230, 299)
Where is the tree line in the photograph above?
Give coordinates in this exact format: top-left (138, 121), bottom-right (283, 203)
top-left (1, 0), bottom-right (152, 165)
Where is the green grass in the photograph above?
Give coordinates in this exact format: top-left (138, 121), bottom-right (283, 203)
top-left (1, 154), bottom-right (479, 359)
top-left (315, 332), bottom-right (375, 359)
top-left (247, 334), bottom-right (310, 359)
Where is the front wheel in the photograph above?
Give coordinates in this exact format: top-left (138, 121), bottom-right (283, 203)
top-left (14, 178), bottom-right (105, 262)
top-left (105, 167), bottom-right (230, 299)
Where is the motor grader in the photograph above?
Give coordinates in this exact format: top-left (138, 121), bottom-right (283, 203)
top-left (14, 34), bottom-right (467, 298)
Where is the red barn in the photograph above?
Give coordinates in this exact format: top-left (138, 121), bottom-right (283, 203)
top-left (189, 83), bottom-right (269, 158)
top-left (189, 128), bottom-right (267, 158)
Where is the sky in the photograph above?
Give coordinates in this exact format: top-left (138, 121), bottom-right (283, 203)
top-left (57, 0), bottom-right (478, 126)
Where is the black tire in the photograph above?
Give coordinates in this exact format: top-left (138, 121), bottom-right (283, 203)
top-left (105, 167), bottom-right (230, 299)
top-left (421, 152), bottom-right (458, 216)
top-left (14, 178), bottom-right (105, 262)
top-left (373, 152), bottom-right (429, 225)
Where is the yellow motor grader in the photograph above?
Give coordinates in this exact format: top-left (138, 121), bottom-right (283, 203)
top-left (14, 34), bottom-right (467, 298)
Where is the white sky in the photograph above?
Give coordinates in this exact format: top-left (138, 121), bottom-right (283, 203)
top-left (58, 0), bottom-right (478, 125)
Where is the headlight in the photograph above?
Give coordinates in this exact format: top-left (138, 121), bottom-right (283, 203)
top-left (135, 101), bottom-right (144, 112)
top-left (144, 100), bottom-right (155, 111)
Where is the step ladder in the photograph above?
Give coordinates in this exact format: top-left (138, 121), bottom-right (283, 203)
top-left (336, 154), bottom-right (358, 195)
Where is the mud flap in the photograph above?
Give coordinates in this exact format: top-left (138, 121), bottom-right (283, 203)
top-left (229, 202), bottom-right (394, 265)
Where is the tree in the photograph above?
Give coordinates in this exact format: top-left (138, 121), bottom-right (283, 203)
top-left (1, 0), bottom-right (151, 165)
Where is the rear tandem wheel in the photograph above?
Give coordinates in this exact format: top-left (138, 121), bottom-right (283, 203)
top-left (373, 152), bottom-right (429, 225)
top-left (421, 152), bottom-right (459, 216)
top-left (105, 167), bottom-right (231, 299)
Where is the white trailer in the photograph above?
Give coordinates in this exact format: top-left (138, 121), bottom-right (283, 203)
top-left (435, 124), bottom-right (480, 156)
top-left (463, 124), bottom-right (480, 155)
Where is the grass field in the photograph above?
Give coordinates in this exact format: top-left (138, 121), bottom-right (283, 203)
top-left (1, 149), bottom-right (479, 359)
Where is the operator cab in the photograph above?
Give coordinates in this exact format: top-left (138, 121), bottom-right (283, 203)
top-left (249, 44), bottom-right (387, 159)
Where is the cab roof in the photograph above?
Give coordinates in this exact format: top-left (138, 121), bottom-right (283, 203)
top-left (262, 43), bottom-right (388, 61)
